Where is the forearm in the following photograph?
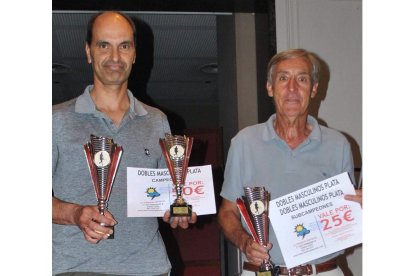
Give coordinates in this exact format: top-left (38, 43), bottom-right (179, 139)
top-left (218, 206), bottom-right (251, 253)
top-left (52, 196), bottom-right (81, 225)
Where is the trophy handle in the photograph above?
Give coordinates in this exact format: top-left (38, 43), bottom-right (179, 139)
top-left (159, 139), bottom-right (176, 184)
top-left (84, 144), bottom-right (99, 195)
top-left (105, 145), bottom-right (123, 199)
top-left (236, 198), bottom-right (260, 242)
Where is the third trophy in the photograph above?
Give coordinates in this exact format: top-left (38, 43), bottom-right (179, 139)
top-left (237, 186), bottom-right (277, 276)
top-left (84, 134), bottom-right (123, 239)
top-left (159, 133), bottom-right (193, 216)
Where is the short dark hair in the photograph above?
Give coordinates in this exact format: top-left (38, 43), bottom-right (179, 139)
top-left (85, 11), bottom-right (137, 46)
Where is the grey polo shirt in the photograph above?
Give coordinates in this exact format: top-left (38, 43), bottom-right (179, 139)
top-left (220, 113), bottom-right (355, 266)
top-left (53, 85), bottom-right (172, 275)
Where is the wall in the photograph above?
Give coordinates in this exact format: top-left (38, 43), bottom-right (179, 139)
top-left (275, 0), bottom-right (362, 275)
top-left (275, 0), bottom-right (362, 168)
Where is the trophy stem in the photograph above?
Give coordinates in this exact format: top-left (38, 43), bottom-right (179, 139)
top-left (97, 198), bottom-right (114, 239)
top-left (260, 259), bottom-right (274, 272)
top-left (98, 199), bottom-right (107, 215)
top-left (174, 186), bottom-right (187, 206)
top-left (175, 186), bottom-right (183, 201)
top-left (176, 186), bottom-right (182, 198)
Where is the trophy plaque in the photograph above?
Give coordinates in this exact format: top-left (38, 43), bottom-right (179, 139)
top-left (159, 133), bottom-right (193, 216)
top-left (237, 187), bottom-right (278, 276)
top-left (84, 134), bottom-right (123, 239)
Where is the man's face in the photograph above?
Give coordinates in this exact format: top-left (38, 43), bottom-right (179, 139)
top-left (267, 57), bottom-right (318, 119)
top-left (85, 13), bottom-right (136, 86)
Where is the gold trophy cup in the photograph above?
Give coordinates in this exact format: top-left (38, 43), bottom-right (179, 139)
top-left (159, 133), bottom-right (193, 216)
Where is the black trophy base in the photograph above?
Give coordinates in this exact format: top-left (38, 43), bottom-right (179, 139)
top-left (100, 223), bottom-right (114, 239)
top-left (170, 204), bottom-right (192, 217)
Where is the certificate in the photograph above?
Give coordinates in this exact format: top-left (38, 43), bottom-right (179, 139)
top-left (268, 172), bottom-right (362, 268)
top-left (127, 165), bottom-right (216, 217)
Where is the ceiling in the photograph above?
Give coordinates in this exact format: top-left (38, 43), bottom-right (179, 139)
top-left (52, 12), bottom-right (220, 106)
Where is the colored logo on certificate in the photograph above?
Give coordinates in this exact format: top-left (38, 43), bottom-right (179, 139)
top-left (146, 187), bottom-right (160, 200)
top-left (294, 224), bottom-right (310, 239)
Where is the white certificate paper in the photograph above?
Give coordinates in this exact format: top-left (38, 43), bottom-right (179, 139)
top-left (127, 165), bottom-right (216, 217)
top-left (269, 172), bottom-right (362, 268)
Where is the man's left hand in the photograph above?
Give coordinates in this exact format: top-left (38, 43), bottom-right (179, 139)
top-left (162, 210), bottom-right (197, 229)
top-left (344, 189), bottom-right (362, 207)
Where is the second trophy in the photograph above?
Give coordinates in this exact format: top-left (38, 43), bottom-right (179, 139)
top-left (237, 187), bottom-right (277, 276)
top-left (159, 133), bottom-right (194, 216)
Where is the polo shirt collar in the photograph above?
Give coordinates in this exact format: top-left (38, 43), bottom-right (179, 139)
top-left (263, 113), bottom-right (322, 143)
top-left (74, 85), bottom-right (148, 117)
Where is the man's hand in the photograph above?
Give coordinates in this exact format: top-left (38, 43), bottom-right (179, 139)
top-left (218, 198), bottom-right (272, 266)
top-left (162, 210), bottom-right (197, 229)
top-left (344, 189), bottom-right (362, 207)
top-left (73, 205), bottom-right (117, 244)
top-left (242, 238), bottom-right (273, 266)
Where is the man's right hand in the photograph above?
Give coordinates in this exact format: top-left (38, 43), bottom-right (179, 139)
top-left (73, 205), bottom-right (117, 243)
top-left (242, 238), bottom-right (273, 266)
top-left (218, 198), bottom-right (273, 266)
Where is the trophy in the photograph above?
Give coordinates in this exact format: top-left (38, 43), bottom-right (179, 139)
top-left (237, 187), bottom-right (277, 276)
top-left (159, 133), bottom-right (193, 216)
top-left (84, 134), bottom-right (123, 239)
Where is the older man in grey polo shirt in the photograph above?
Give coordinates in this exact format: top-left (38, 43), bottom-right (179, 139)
top-left (218, 49), bottom-right (362, 276)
